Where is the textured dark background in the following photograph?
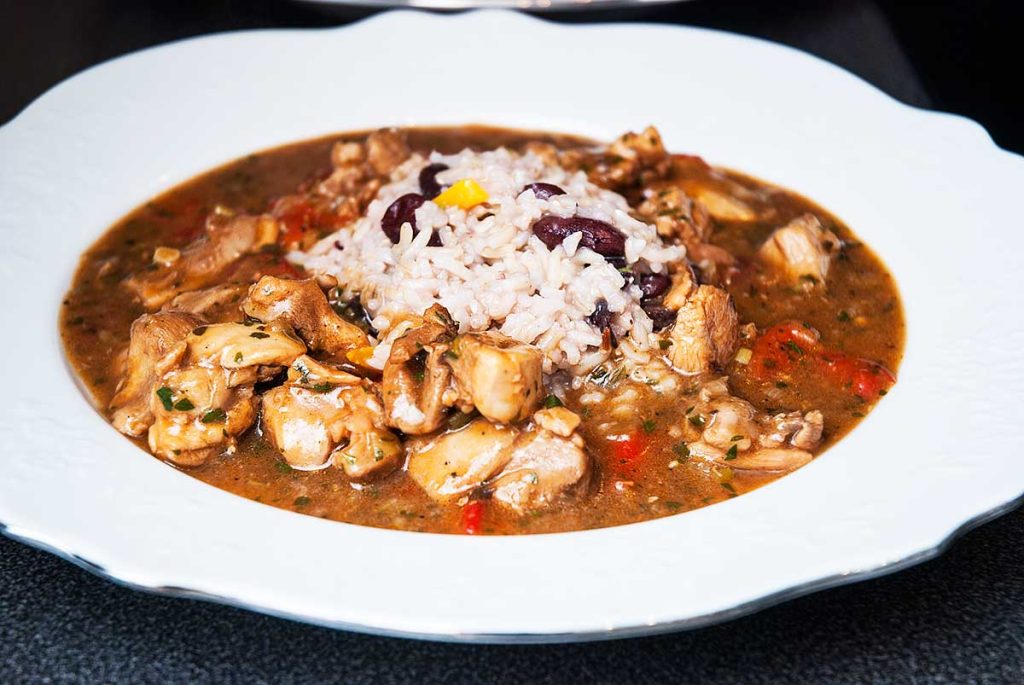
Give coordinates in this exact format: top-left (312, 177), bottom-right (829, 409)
top-left (2, 1), bottom-right (1022, 683)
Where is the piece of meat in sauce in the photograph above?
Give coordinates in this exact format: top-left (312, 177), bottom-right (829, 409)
top-left (261, 356), bottom-right (401, 477)
top-left (242, 276), bottom-right (369, 358)
top-left (666, 285), bottom-right (739, 374)
top-left (560, 126), bottom-right (670, 193)
top-left (124, 208), bottom-right (279, 309)
top-left (381, 305), bottom-right (458, 435)
top-left (407, 407), bottom-right (589, 513)
top-left (162, 282), bottom-right (249, 321)
top-left (757, 213), bottom-right (840, 285)
top-left (447, 331), bottom-right (544, 424)
top-left (677, 376), bottom-right (822, 472)
top-left (146, 320), bottom-right (306, 465)
top-left (283, 129), bottom-right (412, 243)
top-left (109, 311), bottom-right (205, 437)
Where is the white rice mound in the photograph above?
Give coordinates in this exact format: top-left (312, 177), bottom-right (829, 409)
top-left (293, 147), bottom-right (685, 374)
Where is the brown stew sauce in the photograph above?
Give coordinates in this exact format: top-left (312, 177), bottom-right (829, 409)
top-left (60, 126), bottom-right (904, 534)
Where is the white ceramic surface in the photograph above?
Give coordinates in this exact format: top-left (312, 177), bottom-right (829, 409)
top-left (2, 11), bottom-right (1023, 643)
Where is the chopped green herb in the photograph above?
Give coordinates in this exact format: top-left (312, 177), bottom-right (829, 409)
top-left (665, 501), bottom-right (682, 511)
top-left (673, 442), bottom-right (690, 458)
top-left (274, 461), bottom-right (292, 474)
top-left (878, 389), bottom-right (888, 396)
top-left (775, 381), bottom-right (789, 389)
top-left (173, 398), bottom-right (195, 411)
top-left (721, 482), bottom-right (737, 496)
top-left (730, 435), bottom-right (743, 442)
top-left (642, 419), bottom-right (656, 434)
top-left (234, 351), bottom-right (243, 363)
top-left (443, 349), bottom-right (459, 361)
top-left (543, 394), bottom-right (563, 409)
top-left (852, 411), bottom-right (866, 418)
top-left (688, 414), bottom-right (705, 428)
top-left (201, 408), bottom-right (227, 423)
top-left (293, 496), bottom-right (311, 506)
top-left (837, 310), bottom-right (852, 322)
top-left (155, 386), bottom-right (174, 411)
top-left (724, 444), bottom-right (738, 460)
top-left (412, 369), bottom-right (425, 382)
top-left (312, 382), bottom-right (334, 393)
top-left (785, 340), bottom-right (804, 356)
top-left (249, 331), bottom-right (271, 339)
top-left (658, 339), bottom-right (673, 350)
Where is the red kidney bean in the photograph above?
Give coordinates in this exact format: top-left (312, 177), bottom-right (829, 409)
top-left (531, 215), bottom-right (626, 257)
top-left (637, 272), bottom-right (671, 300)
top-left (418, 163), bottom-right (449, 199)
top-left (520, 183), bottom-right (565, 200)
top-left (381, 193), bottom-right (442, 246)
top-left (643, 304), bottom-right (676, 331)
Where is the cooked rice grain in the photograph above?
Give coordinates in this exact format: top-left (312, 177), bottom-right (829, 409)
top-left (293, 147), bottom-right (684, 373)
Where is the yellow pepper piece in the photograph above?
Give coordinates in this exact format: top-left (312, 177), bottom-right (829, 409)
top-left (432, 179), bottom-right (489, 209)
top-left (346, 346), bottom-right (376, 369)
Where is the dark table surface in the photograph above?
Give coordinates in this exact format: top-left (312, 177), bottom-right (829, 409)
top-left (2, 1), bottom-right (1022, 683)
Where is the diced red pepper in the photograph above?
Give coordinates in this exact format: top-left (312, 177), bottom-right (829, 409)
top-left (818, 353), bottom-right (896, 401)
top-left (274, 197), bottom-right (314, 246)
top-left (748, 319), bottom-right (895, 401)
top-left (749, 321), bottom-right (821, 380)
top-left (611, 429), bottom-right (649, 468)
top-left (460, 500), bottom-right (484, 535)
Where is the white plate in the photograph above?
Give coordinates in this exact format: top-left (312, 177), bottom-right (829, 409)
top-left (2, 11), bottom-right (1023, 643)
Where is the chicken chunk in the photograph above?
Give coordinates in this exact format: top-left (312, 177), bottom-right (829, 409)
top-left (185, 320), bottom-right (306, 372)
top-left (142, 320), bottom-right (305, 465)
top-left (489, 418), bottom-right (589, 513)
top-left (163, 283), bottom-right (249, 321)
top-left (261, 385), bottom-right (350, 470)
top-left (727, 448), bottom-right (813, 472)
top-left (382, 305), bottom-right (457, 434)
top-left (701, 396), bottom-right (760, 450)
top-left (688, 186), bottom-right (758, 222)
top-left (407, 408), bottom-right (590, 512)
top-left (407, 418), bottom-right (518, 503)
top-left (661, 263), bottom-right (698, 310)
top-left (365, 128), bottom-right (411, 176)
top-left (124, 208), bottom-right (279, 308)
top-left (576, 126), bottom-right (671, 191)
top-left (637, 185), bottom-right (712, 254)
top-left (667, 285), bottom-right (739, 374)
top-left (759, 410), bottom-right (824, 450)
top-left (758, 214), bottom-right (840, 284)
top-left (447, 332), bottom-right (544, 424)
top-left (315, 129), bottom-right (410, 205)
top-left (109, 311), bottom-right (205, 437)
top-left (242, 276), bottom-right (369, 357)
top-left (147, 368), bottom-right (257, 466)
top-left (287, 354), bottom-right (363, 387)
top-left (262, 379), bottom-right (401, 477)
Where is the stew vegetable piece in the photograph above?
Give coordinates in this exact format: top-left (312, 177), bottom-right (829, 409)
top-left (60, 126), bottom-right (903, 534)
